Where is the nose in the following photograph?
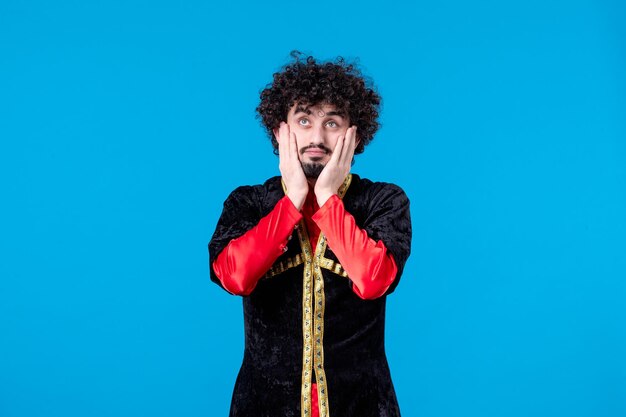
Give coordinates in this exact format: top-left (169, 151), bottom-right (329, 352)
top-left (309, 123), bottom-right (327, 146)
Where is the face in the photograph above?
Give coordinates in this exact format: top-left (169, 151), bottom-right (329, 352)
top-left (285, 102), bottom-right (350, 178)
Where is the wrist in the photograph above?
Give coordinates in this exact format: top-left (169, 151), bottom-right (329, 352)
top-left (287, 192), bottom-right (307, 211)
top-left (315, 190), bottom-right (335, 207)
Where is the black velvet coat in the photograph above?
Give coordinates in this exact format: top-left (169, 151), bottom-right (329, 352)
top-left (209, 174), bottom-right (412, 417)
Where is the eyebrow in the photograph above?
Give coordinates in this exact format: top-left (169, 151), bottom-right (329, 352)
top-left (294, 105), bottom-right (346, 118)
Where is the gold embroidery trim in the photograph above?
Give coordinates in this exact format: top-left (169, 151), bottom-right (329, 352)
top-left (263, 253), bottom-right (304, 279)
top-left (312, 235), bottom-right (330, 416)
top-left (317, 257), bottom-right (349, 279)
top-left (296, 221), bottom-right (314, 416)
top-left (282, 174), bottom-right (352, 417)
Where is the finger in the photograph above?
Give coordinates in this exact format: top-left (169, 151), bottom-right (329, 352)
top-left (284, 123), bottom-right (291, 156)
top-left (278, 122), bottom-right (288, 157)
top-left (329, 133), bottom-right (344, 165)
top-left (339, 126), bottom-right (356, 165)
top-left (290, 130), bottom-right (299, 161)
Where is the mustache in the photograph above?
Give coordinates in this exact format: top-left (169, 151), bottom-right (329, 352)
top-left (300, 144), bottom-right (332, 155)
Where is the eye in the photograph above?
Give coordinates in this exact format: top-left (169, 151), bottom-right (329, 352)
top-left (326, 120), bottom-right (338, 128)
top-left (298, 118), bottom-right (310, 126)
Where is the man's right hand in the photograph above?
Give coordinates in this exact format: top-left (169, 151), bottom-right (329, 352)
top-left (275, 122), bottom-right (308, 210)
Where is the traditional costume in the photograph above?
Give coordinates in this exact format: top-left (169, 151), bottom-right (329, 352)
top-left (208, 174), bottom-right (411, 417)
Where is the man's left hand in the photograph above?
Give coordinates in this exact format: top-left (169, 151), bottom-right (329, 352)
top-left (314, 126), bottom-right (358, 206)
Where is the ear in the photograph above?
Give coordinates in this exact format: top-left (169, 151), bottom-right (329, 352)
top-left (273, 121), bottom-right (287, 142)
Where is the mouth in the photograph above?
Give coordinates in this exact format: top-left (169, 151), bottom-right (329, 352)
top-left (304, 149), bottom-right (327, 157)
top-left (302, 145), bottom-right (330, 157)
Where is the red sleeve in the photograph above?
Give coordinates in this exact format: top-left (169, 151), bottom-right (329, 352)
top-left (312, 195), bottom-right (398, 300)
top-left (212, 196), bottom-right (303, 296)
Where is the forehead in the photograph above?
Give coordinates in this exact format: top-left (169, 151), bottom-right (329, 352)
top-left (288, 102), bottom-right (346, 118)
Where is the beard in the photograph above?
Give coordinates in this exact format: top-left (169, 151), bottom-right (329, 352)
top-left (300, 144), bottom-right (331, 179)
top-left (301, 162), bottom-right (325, 179)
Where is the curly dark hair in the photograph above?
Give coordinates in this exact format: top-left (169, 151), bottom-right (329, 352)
top-left (256, 51), bottom-right (382, 155)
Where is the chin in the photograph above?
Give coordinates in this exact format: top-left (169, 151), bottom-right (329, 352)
top-left (306, 155), bottom-right (326, 163)
top-left (301, 162), bottom-right (325, 179)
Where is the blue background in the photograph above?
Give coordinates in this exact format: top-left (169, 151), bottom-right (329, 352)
top-left (1, 1), bottom-right (625, 416)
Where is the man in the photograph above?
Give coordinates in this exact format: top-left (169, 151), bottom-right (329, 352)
top-left (208, 52), bottom-right (412, 417)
